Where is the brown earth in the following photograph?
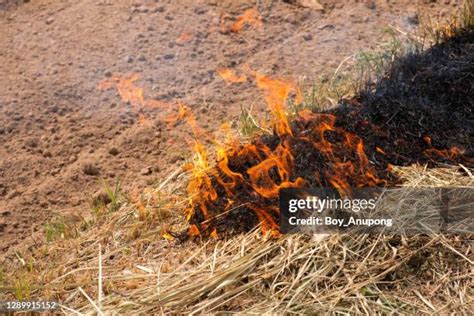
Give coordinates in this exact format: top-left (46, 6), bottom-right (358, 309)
top-left (0, 0), bottom-right (461, 257)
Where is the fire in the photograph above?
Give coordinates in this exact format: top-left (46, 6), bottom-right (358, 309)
top-left (98, 73), bottom-right (145, 109)
top-left (217, 68), bottom-right (247, 85)
top-left (164, 102), bottom-right (199, 133)
top-left (215, 146), bottom-right (244, 196)
top-left (248, 205), bottom-right (280, 237)
top-left (96, 71), bottom-right (391, 238)
top-left (298, 111), bottom-right (336, 157)
top-left (185, 140), bottom-right (217, 223)
top-left (182, 71), bottom-right (389, 237)
top-left (423, 135), bottom-right (466, 161)
top-left (329, 160), bottom-right (355, 186)
top-left (247, 141), bottom-right (305, 198)
top-left (255, 73), bottom-right (301, 137)
top-left (423, 136), bottom-right (432, 146)
top-left (164, 102), bottom-right (188, 125)
top-left (376, 147), bottom-right (386, 155)
top-left (210, 228), bottom-right (218, 239)
top-left (181, 72), bottom-right (309, 237)
top-left (97, 73), bottom-right (174, 125)
top-left (230, 8), bottom-right (263, 33)
top-left (97, 66), bottom-right (466, 240)
top-left (188, 224), bottom-right (201, 237)
top-left (162, 231), bottom-right (174, 241)
top-left (425, 146), bottom-right (465, 160)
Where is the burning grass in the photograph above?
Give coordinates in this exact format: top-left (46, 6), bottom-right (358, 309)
top-left (1, 13), bottom-right (473, 315)
top-left (183, 26), bottom-right (473, 239)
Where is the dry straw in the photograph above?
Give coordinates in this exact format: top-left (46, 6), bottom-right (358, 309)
top-left (1, 165), bottom-right (472, 314)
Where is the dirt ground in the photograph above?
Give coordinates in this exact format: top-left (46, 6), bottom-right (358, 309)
top-left (0, 0), bottom-right (461, 256)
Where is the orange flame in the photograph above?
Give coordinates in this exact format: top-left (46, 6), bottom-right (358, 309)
top-left (217, 68), bottom-right (247, 85)
top-left (185, 140), bottom-right (217, 224)
top-left (97, 73), bottom-right (175, 126)
top-left (425, 146), bottom-right (465, 160)
top-left (165, 102), bottom-right (190, 125)
top-left (164, 102), bottom-right (205, 139)
top-left (231, 8), bottom-right (263, 33)
top-left (298, 111), bottom-right (336, 157)
top-left (188, 224), bottom-right (201, 237)
top-left (214, 146), bottom-right (245, 196)
top-left (255, 73), bottom-right (302, 137)
top-left (247, 141), bottom-right (305, 198)
top-left (249, 205), bottom-right (280, 237)
top-left (423, 135), bottom-right (465, 160)
top-left (210, 228), bottom-right (218, 239)
top-left (327, 162), bottom-right (354, 197)
top-left (162, 231), bottom-right (175, 241)
top-left (98, 73), bottom-right (145, 109)
top-left (423, 136), bottom-right (432, 147)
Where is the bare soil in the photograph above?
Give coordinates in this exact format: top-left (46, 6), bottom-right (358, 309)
top-left (0, 0), bottom-right (461, 256)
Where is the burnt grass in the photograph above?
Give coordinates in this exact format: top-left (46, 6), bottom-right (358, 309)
top-left (185, 27), bottom-right (474, 238)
